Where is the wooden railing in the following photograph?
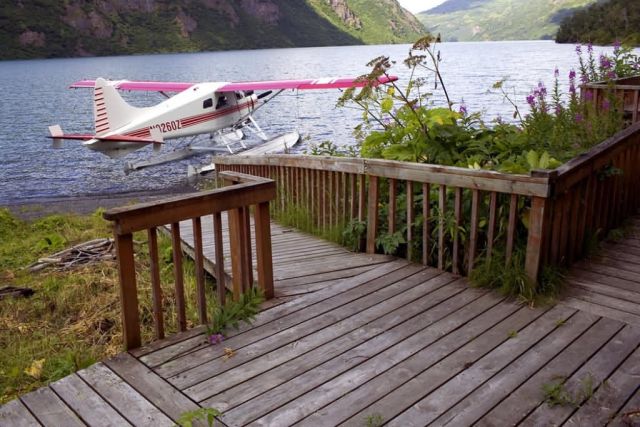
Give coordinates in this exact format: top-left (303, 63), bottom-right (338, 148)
top-left (214, 122), bottom-right (640, 285)
top-left (104, 171), bottom-right (275, 350)
top-left (583, 76), bottom-right (640, 124)
top-left (544, 122), bottom-right (640, 266)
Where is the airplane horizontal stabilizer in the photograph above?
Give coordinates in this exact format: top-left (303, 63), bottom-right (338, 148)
top-left (46, 131), bottom-right (162, 144)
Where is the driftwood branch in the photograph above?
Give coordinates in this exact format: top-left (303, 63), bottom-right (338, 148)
top-left (27, 238), bottom-right (115, 272)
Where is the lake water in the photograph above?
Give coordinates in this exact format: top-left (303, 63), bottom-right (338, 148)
top-left (0, 40), bottom-right (620, 204)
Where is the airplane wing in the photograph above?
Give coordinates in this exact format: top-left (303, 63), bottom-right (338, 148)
top-left (217, 76), bottom-right (398, 91)
top-left (69, 76), bottom-right (397, 93)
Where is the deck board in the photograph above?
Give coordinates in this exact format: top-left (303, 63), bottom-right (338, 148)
top-left (77, 363), bottom-right (174, 427)
top-left (476, 317), bottom-right (624, 426)
top-left (520, 324), bottom-right (640, 426)
top-left (5, 218), bottom-right (640, 426)
top-left (50, 373), bottom-right (132, 427)
top-left (20, 387), bottom-right (85, 427)
top-left (0, 398), bottom-right (42, 427)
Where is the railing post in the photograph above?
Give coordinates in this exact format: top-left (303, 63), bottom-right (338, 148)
top-left (228, 207), bottom-right (247, 300)
top-left (525, 196), bottom-right (550, 285)
top-left (113, 232), bottom-right (141, 350)
top-left (254, 201), bottom-right (274, 299)
top-left (525, 170), bottom-right (556, 285)
top-left (366, 175), bottom-right (379, 254)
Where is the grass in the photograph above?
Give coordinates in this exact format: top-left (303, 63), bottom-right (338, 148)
top-left (469, 248), bottom-right (566, 305)
top-left (0, 208), bottom-right (219, 404)
top-left (271, 196), bottom-right (351, 247)
top-left (541, 373), bottom-right (595, 408)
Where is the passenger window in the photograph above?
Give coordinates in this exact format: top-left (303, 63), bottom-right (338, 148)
top-left (203, 98), bottom-right (213, 109)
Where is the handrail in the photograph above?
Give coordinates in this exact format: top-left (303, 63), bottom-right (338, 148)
top-left (214, 123), bottom-right (640, 286)
top-left (214, 155), bottom-right (551, 196)
top-left (104, 171), bottom-right (276, 350)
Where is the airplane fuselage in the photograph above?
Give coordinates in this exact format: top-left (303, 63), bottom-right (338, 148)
top-left (86, 82), bottom-right (257, 156)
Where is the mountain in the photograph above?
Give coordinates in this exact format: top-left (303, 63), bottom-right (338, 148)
top-left (556, 0), bottom-right (640, 45)
top-left (417, 0), bottom-right (597, 42)
top-left (308, 0), bottom-right (425, 45)
top-left (0, 0), bottom-right (425, 60)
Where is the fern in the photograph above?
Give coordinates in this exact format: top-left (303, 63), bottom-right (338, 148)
top-left (208, 287), bottom-right (264, 335)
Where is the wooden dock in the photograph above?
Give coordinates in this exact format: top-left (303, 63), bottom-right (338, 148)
top-left (3, 222), bottom-right (640, 426)
top-left (175, 215), bottom-right (391, 298)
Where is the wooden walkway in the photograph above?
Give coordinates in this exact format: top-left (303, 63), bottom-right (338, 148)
top-left (176, 215), bottom-right (392, 298)
top-left (3, 224), bottom-right (640, 426)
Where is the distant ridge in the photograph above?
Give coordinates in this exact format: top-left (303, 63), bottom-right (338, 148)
top-left (417, 0), bottom-right (597, 41)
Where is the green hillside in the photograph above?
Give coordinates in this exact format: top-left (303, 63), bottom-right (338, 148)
top-left (0, 0), bottom-right (425, 60)
top-left (417, 0), bottom-right (596, 41)
top-left (308, 0), bottom-right (425, 45)
top-left (556, 0), bottom-right (640, 45)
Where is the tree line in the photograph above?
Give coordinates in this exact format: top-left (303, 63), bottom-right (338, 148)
top-left (556, 0), bottom-right (640, 45)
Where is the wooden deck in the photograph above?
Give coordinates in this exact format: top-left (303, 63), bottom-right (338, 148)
top-left (3, 224), bottom-right (640, 426)
top-left (176, 215), bottom-right (392, 298)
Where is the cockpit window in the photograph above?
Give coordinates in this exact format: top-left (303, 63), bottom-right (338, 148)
top-left (216, 95), bottom-right (228, 109)
top-left (203, 98), bottom-right (213, 109)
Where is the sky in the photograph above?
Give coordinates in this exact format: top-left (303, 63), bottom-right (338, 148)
top-left (397, 0), bottom-right (448, 14)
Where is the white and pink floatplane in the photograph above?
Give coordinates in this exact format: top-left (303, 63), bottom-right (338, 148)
top-left (48, 75), bottom-right (397, 173)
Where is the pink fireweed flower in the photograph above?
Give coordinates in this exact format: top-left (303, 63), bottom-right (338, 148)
top-left (607, 70), bottom-right (617, 80)
top-left (526, 94), bottom-right (536, 106)
top-left (459, 104), bottom-right (468, 116)
top-left (569, 83), bottom-right (576, 95)
top-left (554, 68), bottom-right (560, 78)
top-left (537, 82), bottom-right (547, 96)
top-left (575, 45), bottom-right (582, 55)
top-left (584, 91), bottom-right (594, 101)
top-left (602, 99), bottom-right (611, 111)
top-left (587, 43), bottom-right (593, 53)
top-left (575, 113), bottom-right (584, 123)
top-left (209, 333), bottom-right (224, 345)
top-left (600, 55), bottom-right (612, 70)
top-left (569, 70), bottom-right (576, 80)
top-left (614, 40), bottom-right (621, 54)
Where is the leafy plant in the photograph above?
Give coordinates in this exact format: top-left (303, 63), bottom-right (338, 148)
top-left (343, 219), bottom-right (367, 252)
top-left (364, 412), bottom-right (385, 427)
top-left (208, 287), bottom-right (264, 335)
top-left (326, 35), bottom-right (632, 300)
top-left (175, 407), bottom-right (221, 427)
top-left (375, 231), bottom-right (406, 255)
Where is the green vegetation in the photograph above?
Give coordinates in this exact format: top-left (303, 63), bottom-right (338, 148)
top-left (542, 373), bottom-right (595, 407)
top-left (363, 412), bottom-right (385, 427)
top-left (330, 36), bottom-right (633, 300)
top-left (208, 287), bottom-right (263, 335)
top-left (417, 0), bottom-right (596, 41)
top-left (0, 0), bottom-right (424, 60)
top-left (176, 407), bottom-right (221, 427)
top-left (0, 208), bottom-right (252, 404)
top-left (1, 209), bottom-right (119, 403)
top-left (556, 0), bottom-right (640, 45)
top-left (308, 0), bottom-right (424, 45)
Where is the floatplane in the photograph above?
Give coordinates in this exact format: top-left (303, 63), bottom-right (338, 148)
top-left (48, 75), bottom-right (397, 173)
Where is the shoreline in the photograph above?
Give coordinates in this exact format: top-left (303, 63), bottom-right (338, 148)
top-left (2, 186), bottom-right (200, 220)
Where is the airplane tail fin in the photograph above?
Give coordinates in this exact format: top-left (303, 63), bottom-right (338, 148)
top-left (94, 78), bottom-right (143, 136)
top-left (48, 124), bottom-right (64, 148)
